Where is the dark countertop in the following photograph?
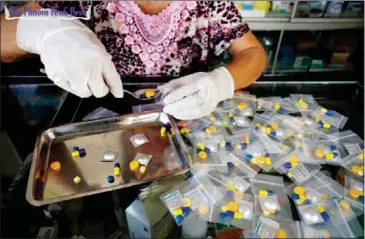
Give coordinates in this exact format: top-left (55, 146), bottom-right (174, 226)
top-left (1, 78), bottom-right (364, 238)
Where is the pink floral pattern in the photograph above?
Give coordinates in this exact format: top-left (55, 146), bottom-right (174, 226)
top-left (38, 1), bottom-right (250, 76)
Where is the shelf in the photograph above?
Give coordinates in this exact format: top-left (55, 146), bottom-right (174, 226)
top-left (246, 17), bottom-right (363, 31)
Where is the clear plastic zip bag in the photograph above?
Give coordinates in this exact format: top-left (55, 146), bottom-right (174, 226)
top-left (310, 106), bottom-right (348, 130)
top-left (222, 151), bottom-right (262, 178)
top-left (344, 174), bottom-right (364, 213)
top-left (289, 94), bottom-right (319, 113)
top-left (219, 111), bottom-right (253, 134)
top-left (285, 171), bottom-right (346, 207)
top-left (178, 119), bottom-right (228, 137)
top-left (328, 130), bottom-right (364, 156)
top-left (273, 149), bottom-right (322, 184)
top-left (249, 174), bottom-right (292, 219)
top-left (342, 154), bottom-right (364, 179)
top-left (216, 96), bottom-right (256, 117)
top-left (256, 97), bottom-right (299, 114)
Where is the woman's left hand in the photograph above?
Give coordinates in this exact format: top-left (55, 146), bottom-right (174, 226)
top-left (158, 67), bottom-right (234, 120)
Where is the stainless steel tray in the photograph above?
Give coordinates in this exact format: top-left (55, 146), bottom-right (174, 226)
top-left (26, 111), bottom-right (191, 206)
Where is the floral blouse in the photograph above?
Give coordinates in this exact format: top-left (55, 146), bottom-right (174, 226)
top-left (38, 1), bottom-right (250, 76)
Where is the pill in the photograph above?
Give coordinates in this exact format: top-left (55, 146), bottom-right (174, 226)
top-left (175, 215), bottom-right (184, 224)
top-left (283, 162), bottom-right (292, 169)
top-left (316, 205), bottom-right (325, 213)
top-left (245, 154), bottom-right (253, 160)
top-left (357, 152), bottom-right (364, 160)
top-left (299, 194), bottom-right (307, 201)
top-left (196, 143), bottom-right (205, 150)
top-left (50, 162), bottom-right (61, 172)
top-left (227, 202), bottom-right (239, 212)
top-left (180, 127), bottom-right (190, 135)
top-left (219, 212), bottom-right (228, 220)
top-left (160, 127), bottom-right (166, 136)
top-left (270, 131), bottom-right (277, 137)
top-left (321, 212), bottom-right (330, 221)
top-left (270, 123), bottom-right (279, 130)
top-left (139, 94), bottom-right (146, 99)
top-left (275, 229), bottom-right (287, 239)
top-left (182, 207), bottom-right (191, 216)
top-left (274, 102), bottom-right (281, 110)
top-left (294, 186), bottom-right (305, 195)
top-left (115, 163), bottom-right (121, 168)
top-left (229, 184), bottom-right (236, 191)
top-left (114, 167), bottom-right (121, 176)
top-left (103, 151), bottom-right (117, 162)
top-left (315, 149), bottom-right (325, 158)
top-left (129, 160), bottom-right (140, 171)
top-left (289, 155), bottom-right (299, 163)
top-left (325, 153), bottom-right (334, 160)
top-left (233, 212), bottom-right (243, 219)
top-left (291, 194), bottom-right (299, 200)
top-left (107, 175), bottom-right (115, 183)
top-left (204, 127), bottom-right (211, 134)
top-left (340, 200), bottom-right (350, 210)
top-left (352, 165), bottom-right (360, 173)
top-left (71, 151), bottom-right (80, 159)
top-left (315, 115), bottom-right (322, 122)
top-left (267, 190), bottom-right (275, 196)
top-left (259, 190), bottom-right (268, 197)
top-left (199, 205), bottom-right (209, 215)
top-left (72, 147), bottom-right (79, 152)
top-left (266, 127), bottom-right (272, 135)
top-left (198, 151), bottom-right (207, 160)
top-left (140, 166), bottom-right (147, 174)
top-left (323, 123), bottom-right (331, 129)
top-left (258, 156), bottom-right (266, 164)
top-left (349, 189), bottom-right (360, 199)
top-left (226, 211), bottom-right (235, 219)
top-left (145, 89), bottom-right (155, 98)
top-left (183, 198), bottom-right (191, 207)
top-left (79, 148), bottom-right (86, 157)
top-left (237, 102), bottom-right (247, 110)
top-left (265, 157), bottom-right (272, 165)
top-left (173, 208), bottom-right (183, 216)
top-left (73, 176), bottom-right (81, 184)
top-left (227, 162), bottom-right (234, 168)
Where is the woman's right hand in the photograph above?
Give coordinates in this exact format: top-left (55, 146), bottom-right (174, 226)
top-left (16, 10), bottom-right (124, 98)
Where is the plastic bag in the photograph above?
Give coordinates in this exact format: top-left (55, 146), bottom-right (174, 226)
top-left (273, 149), bottom-right (322, 184)
top-left (223, 151), bottom-right (262, 178)
top-left (310, 106), bottom-right (348, 129)
top-left (250, 215), bottom-right (303, 238)
top-left (217, 96), bottom-right (256, 116)
top-left (225, 129), bottom-right (258, 151)
top-left (160, 175), bottom-right (217, 226)
top-left (223, 113), bottom-right (253, 134)
top-left (343, 154), bottom-right (364, 179)
top-left (328, 130), bottom-right (364, 156)
top-left (290, 94), bottom-right (319, 113)
top-left (179, 119), bottom-right (228, 137)
top-left (249, 174), bottom-right (292, 219)
top-left (344, 175), bottom-right (364, 212)
top-left (286, 171), bottom-right (346, 206)
top-left (294, 138), bottom-right (347, 166)
top-left (191, 138), bottom-right (225, 165)
top-left (257, 97), bottom-right (298, 114)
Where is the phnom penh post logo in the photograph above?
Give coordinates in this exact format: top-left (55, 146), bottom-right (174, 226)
top-left (4, 5), bottom-right (91, 20)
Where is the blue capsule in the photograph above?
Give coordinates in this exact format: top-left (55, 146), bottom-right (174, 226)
top-left (196, 148), bottom-right (202, 153)
top-left (227, 162), bottom-right (234, 168)
top-left (204, 147), bottom-right (211, 154)
top-left (219, 212), bottom-right (228, 221)
top-left (246, 154), bottom-right (253, 160)
top-left (72, 147), bottom-right (79, 152)
top-left (278, 108), bottom-right (287, 114)
top-left (176, 215), bottom-right (184, 224)
top-left (114, 163), bottom-right (120, 168)
top-left (182, 207), bottom-right (191, 216)
top-left (291, 193), bottom-right (299, 200)
top-left (283, 162), bottom-right (292, 169)
top-left (226, 211), bottom-right (234, 218)
top-left (107, 175), bottom-right (115, 183)
top-left (225, 141), bottom-right (232, 148)
top-left (267, 190), bottom-right (274, 196)
top-left (140, 94), bottom-right (147, 99)
top-left (79, 148), bottom-right (86, 157)
top-left (318, 121), bottom-right (324, 126)
top-left (264, 153), bottom-right (270, 158)
top-left (360, 144), bottom-right (364, 150)
top-left (270, 131), bottom-right (277, 137)
top-left (325, 111), bottom-right (334, 117)
top-left (241, 142), bottom-right (247, 148)
top-left (303, 200), bottom-right (311, 205)
top-left (330, 145), bottom-right (337, 151)
top-left (321, 212), bottom-right (330, 221)
top-left (333, 152), bottom-right (339, 158)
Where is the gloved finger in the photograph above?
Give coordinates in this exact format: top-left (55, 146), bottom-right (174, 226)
top-left (163, 82), bottom-right (200, 105)
top-left (53, 78), bottom-right (91, 98)
top-left (87, 66), bottom-right (109, 98)
top-left (102, 57), bottom-right (124, 98)
top-left (163, 94), bottom-right (201, 115)
top-left (68, 76), bottom-right (93, 98)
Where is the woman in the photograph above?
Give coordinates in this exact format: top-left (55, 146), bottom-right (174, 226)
top-left (1, 1), bottom-right (266, 120)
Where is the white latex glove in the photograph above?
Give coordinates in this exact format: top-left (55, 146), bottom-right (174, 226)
top-left (16, 10), bottom-right (123, 98)
top-left (158, 67), bottom-right (235, 120)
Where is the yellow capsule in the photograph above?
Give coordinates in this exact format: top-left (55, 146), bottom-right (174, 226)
top-left (237, 102), bottom-right (247, 110)
top-left (196, 143), bottom-right (205, 150)
top-left (323, 123), bottom-right (331, 129)
top-left (275, 229), bottom-right (287, 239)
top-left (173, 208), bottom-right (183, 216)
top-left (198, 151), bottom-right (208, 160)
top-left (204, 127), bottom-right (211, 134)
top-left (299, 102), bottom-right (308, 110)
top-left (209, 125), bottom-right (217, 133)
top-left (169, 128), bottom-right (175, 136)
top-left (315, 115), bottom-right (322, 122)
top-left (160, 127), bottom-right (166, 136)
top-left (73, 176), bottom-right (81, 184)
top-left (255, 123), bottom-right (261, 128)
top-left (258, 156), bottom-right (266, 164)
top-left (357, 152), bottom-right (364, 160)
top-left (233, 212), bottom-right (243, 219)
top-left (325, 153), bottom-right (334, 160)
top-left (227, 202), bottom-right (239, 212)
top-left (180, 127), bottom-right (190, 135)
top-left (340, 200), bottom-right (350, 210)
top-left (274, 102), bottom-right (281, 110)
top-left (291, 162), bottom-right (298, 167)
top-left (299, 194), bottom-right (307, 201)
top-left (71, 151), bottom-right (80, 159)
top-left (114, 167), bottom-right (121, 176)
top-left (315, 149), bottom-right (325, 158)
top-left (229, 184), bottom-right (236, 191)
top-left (298, 99), bottom-right (305, 104)
top-left (183, 198), bottom-right (191, 207)
top-left (140, 166), bottom-right (147, 174)
top-left (251, 158), bottom-right (258, 164)
top-left (220, 140), bottom-right (226, 148)
top-left (145, 89), bottom-right (155, 98)
top-left (316, 205), bottom-right (325, 213)
top-left (130, 160), bottom-right (140, 171)
top-left (271, 123), bottom-right (279, 130)
top-left (228, 112), bottom-right (234, 118)
top-left (289, 155), bottom-right (299, 163)
top-left (294, 186), bottom-right (305, 195)
top-left (265, 157), bottom-right (272, 165)
top-left (321, 108), bottom-right (328, 113)
top-left (266, 127), bottom-right (272, 135)
top-left (259, 190), bottom-right (268, 197)
top-left (243, 136), bottom-right (250, 144)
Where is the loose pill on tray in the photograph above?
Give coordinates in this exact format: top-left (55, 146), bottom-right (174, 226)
top-left (130, 134), bottom-right (149, 147)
